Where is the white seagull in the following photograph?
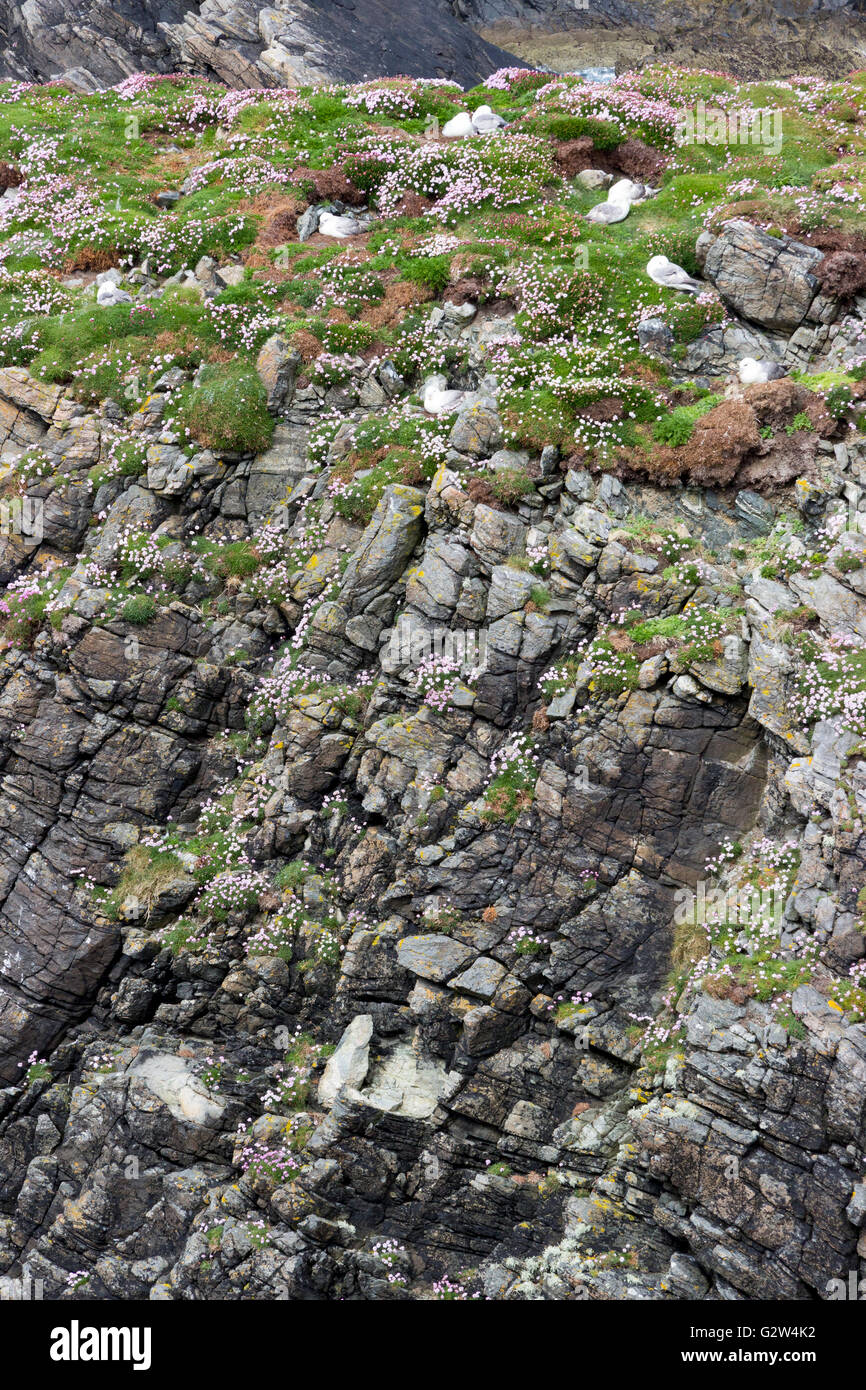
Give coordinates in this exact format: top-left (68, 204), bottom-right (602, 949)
top-left (471, 104), bottom-right (506, 134)
top-left (738, 356), bottom-right (786, 385)
top-left (422, 373), bottom-right (468, 415)
top-left (318, 211), bottom-right (363, 239)
top-left (442, 111), bottom-right (475, 139)
top-left (646, 255), bottom-right (703, 294)
top-left (608, 177), bottom-right (647, 206)
top-left (96, 282), bottom-right (132, 306)
top-left (586, 200), bottom-right (630, 224)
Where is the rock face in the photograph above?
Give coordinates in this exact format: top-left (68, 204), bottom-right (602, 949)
top-left (1, 70), bottom-right (866, 1307)
top-left (318, 1015), bottom-right (372, 1107)
top-left (698, 220), bottom-right (826, 334)
top-left (3, 0), bottom-right (865, 88)
top-left (338, 486), bottom-right (426, 615)
top-left (0, 0), bottom-right (192, 87)
top-left (463, 0), bottom-right (866, 80)
top-left (0, 0), bottom-right (521, 88)
top-left (0, 317), bottom-right (864, 1300)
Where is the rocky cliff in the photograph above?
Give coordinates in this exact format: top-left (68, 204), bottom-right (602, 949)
top-left (468, 0), bottom-right (866, 81)
top-left (0, 67), bottom-right (865, 1301)
top-left (0, 0), bottom-right (520, 89)
top-left (3, 0), bottom-right (866, 91)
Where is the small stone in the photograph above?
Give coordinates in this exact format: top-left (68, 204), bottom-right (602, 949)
top-left (450, 956), bottom-right (506, 999)
top-left (296, 206), bottom-right (321, 241)
top-left (449, 404), bottom-right (503, 457)
top-left (637, 318), bottom-right (675, 357)
top-left (256, 334), bottom-right (302, 412)
top-left (547, 689), bottom-right (577, 719)
top-left (318, 1015), bottom-right (373, 1107)
top-left (539, 444), bottom-right (559, 476)
top-left (396, 934), bottom-right (475, 983)
top-left (734, 489), bottom-right (775, 536)
top-left (577, 169), bottom-right (613, 190)
top-left (564, 469), bottom-right (593, 500)
top-left (638, 654), bottom-right (667, 688)
top-left (443, 300), bottom-right (477, 322)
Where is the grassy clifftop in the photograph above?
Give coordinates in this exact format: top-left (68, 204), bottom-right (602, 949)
top-left (1, 67), bottom-right (864, 475)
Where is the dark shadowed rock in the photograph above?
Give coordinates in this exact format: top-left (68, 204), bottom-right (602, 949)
top-left (0, 0), bottom-right (521, 87)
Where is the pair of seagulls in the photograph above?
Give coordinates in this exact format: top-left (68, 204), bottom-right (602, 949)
top-left (441, 105), bottom-right (506, 139)
top-left (644, 258), bottom-right (785, 383)
top-left (316, 105), bottom-right (504, 239)
top-left (586, 176), bottom-right (657, 224)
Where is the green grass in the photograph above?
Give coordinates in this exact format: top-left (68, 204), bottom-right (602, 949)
top-left (332, 449), bottom-right (435, 524)
top-left (171, 362), bottom-right (273, 454)
top-left (200, 540), bottom-right (261, 579)
top-left (491, 469), bottom-right (536, 506)
top-left (653, 394), bottom-right (722, 446)
top-left (401, 254), bottom-right (452, 295)
top-left (122, 594), bottom-right (157, 625)
top-left (482, 765), bottom-right (536, 825)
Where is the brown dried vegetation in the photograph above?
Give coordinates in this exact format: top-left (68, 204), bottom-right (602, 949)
top-left (0, 162), bottom-right (23, 190)
top-left (814, 249), bottom-right (866, 300)
top-left (623, 379), bottom-right (838, 491)
top-left (290, 164), bottom-right (366, 207)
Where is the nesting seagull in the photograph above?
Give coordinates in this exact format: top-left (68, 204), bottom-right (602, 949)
top-left (422, 373), bottom-right (469, 416)
top-left (587, 177), bottom-right (658, 225)
top-left (646, 255), bottom-right (703, 294)
top-left (738, 356), bottom-right (786, 385)
top-left (608, 177), bottom-right (648, 207)
top-left (442, 111), bottom-right (475, 139)
top-left (96, 282), bottom-right (132, 307)
top-left (318, 211), bottom-right (363, 239)
top-left (471, 104), bottom-right (506, 134)
top-left (586, 199), bottom-right (630, 224)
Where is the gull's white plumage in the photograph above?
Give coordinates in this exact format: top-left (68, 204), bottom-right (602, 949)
top-left (442, 111), bottom-right (475, 139)
top-left (318, 211), bottom-right (363, 239)
top-left (471, 104), bottom-right (506, 134)
top-left (586, 177), bottom-right (658, 225)
top-left (738, 356), bottom-right (786, 385)
top-left (422, 374), bottom-right (468, 415)
top-left (586, 200), bottom-right (630, 224)
top-left (646, 254), bottom-right (703, 294)
top-left (608, 177), bottom-right (646, 207)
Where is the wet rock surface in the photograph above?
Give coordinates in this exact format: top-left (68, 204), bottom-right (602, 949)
top-left (467, 0), bottom-right (866, 81)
